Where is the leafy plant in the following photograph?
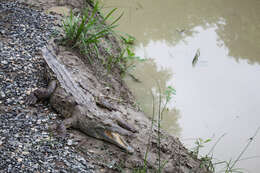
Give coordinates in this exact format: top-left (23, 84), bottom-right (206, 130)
top-left (119, 46), bottom-right (145, 77)
top-left (62, 2), bottom-right (122, 62)
top-left (190, 126), bottom-right (260, 173)
top-left (220, 127), bottom-right (260, 173)
top-left (156, 84), bottom-right (176, 172)
top-left (200, 155), bottom-right (215, 172)
top-left (136, 84), bottom-right (175, 173)
top-left (191, 138), bottom-right (212, 158)
top-left (164, 86), bottom-right (176, 104)
top-left (121, 34), bottom-right (136, 45)
top-left (104, 43), bottom-right (145, 76)
top-left (129, 85), bottom-right (176, 173)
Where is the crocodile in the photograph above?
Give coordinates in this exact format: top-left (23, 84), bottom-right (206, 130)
top-left (26, 43), bottom-right (136, 153)
top-left (25, 41), bottom-right (212, 172)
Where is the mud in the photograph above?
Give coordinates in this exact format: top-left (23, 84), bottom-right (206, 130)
top-left (15, 0), bottom-right (212, 172)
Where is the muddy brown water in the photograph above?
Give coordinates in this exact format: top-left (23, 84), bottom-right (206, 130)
top-left (101, 0), bottom-right (260, 172)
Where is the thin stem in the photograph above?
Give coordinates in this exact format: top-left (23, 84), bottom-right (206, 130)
top-left (207, 133), bottom-right (226, 155)
top-left (143, 89), bottom-right (156, 171)
top-left (156, 81), bottom-right (162, 173)
top-left (230, 126), bottom-right (260, 170)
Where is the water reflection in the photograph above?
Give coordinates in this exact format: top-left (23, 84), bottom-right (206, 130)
top-left (102, 0), bottom-right (260, 63)
top-left (101, 0), bottom-right (260, 172)
top-left (125, 59), bottom-right (181, 135)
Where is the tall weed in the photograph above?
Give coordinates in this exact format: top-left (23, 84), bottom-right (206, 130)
top-left (62, 2), bottom-right (122, 62)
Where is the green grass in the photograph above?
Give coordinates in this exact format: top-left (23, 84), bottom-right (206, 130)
top-left (190, 127), bottom-right (260, 173)
top-left (62, 3), bottom-right (258, 172)
top-left (62, 1), bottom-right (143, 75)
top-left (103, 42), bottom-right (145, 76)
top-left (62, 1), bottom-right (122, 63)
top-left (130, 126), bottom-right (259, 173)
top-left (191, 138), bottom-right (212, 158)
top-left (120, 34), bottom-right (136, 45)
top-left (119, 46), bottom-right (145, 77)
top-left (130, 84), bottom-right (176, 173)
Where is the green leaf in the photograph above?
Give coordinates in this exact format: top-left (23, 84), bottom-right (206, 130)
top-left (204, 139), bottom-right (212, 143)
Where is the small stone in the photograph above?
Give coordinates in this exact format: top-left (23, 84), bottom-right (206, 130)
top-left (0, 91), bottom-right (5, 98)
top-left (0, 2), bottom-right (94, 172)
top-left (33, 164), bottom-right (39, 169)
top-left (42, 132), bottom-right (48, 135)
top-left (41, 119), bottom-right (47, 122)
top-left (17, 158), bottom-right (23, 162)
top-left (1, 60), bottom-right (8, 65)
top-left (22, 151), bottom-right (29, 155)
top-left (67, 139), bottom-right (73, 146)
top-left (26, 90), bottom-right (31, 95)
top-left (6, 98), bottom-right (12, 104)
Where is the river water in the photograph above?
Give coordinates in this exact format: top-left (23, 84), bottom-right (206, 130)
top-left (101, 0), bottom-right (260, 172)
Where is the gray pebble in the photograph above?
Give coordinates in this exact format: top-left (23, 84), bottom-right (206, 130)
top-left (0, 1), bottom-right (94, 172)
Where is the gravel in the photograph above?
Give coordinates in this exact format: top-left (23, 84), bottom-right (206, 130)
top-left (0, 1), bottom-right (94, 172)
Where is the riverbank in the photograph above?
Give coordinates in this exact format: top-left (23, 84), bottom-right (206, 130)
top-left (0, 0), bottom-right (210, 172)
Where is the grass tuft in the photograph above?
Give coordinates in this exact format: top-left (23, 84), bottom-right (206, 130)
top-left (132, 84), bottom-right (176, 173)
top-left (62, 1), bottom-right (122, 63)
top-left (190, 126), bottom-right (260, 173)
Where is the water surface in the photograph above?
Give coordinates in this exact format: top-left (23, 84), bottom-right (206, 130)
top-left (101, 0), bottom-right (260, 172)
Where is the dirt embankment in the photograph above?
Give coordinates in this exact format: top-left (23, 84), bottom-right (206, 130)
top-left (1, 0), bottom-right (211, 172)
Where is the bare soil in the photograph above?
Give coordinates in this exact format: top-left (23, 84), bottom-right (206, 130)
top-left (16, 0), bottom-right (212, 172)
